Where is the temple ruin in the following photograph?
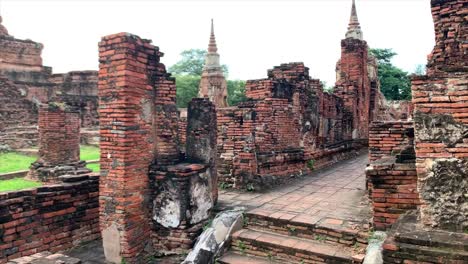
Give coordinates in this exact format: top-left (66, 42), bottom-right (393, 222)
top-left (0, 0), bottom-right (466, 263)
top-left (0, 16), bottom-right (98, 150)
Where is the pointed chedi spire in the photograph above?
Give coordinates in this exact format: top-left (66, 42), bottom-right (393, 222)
top-left (208, 19), bottom-right (218, 53)
top-left (345, 0), bottom-right (363, 40)
top-left (198, 19), bottom-right (228, 107)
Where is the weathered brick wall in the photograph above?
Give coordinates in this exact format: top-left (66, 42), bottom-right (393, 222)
top-left (411, 0), bottom-right (467, 232)
top-left (28, 103), bottom-right (90, 183)
top-left (49, 71), bottom-right (99, 127)
top-left (334, 38), bottom-right (371, 140)
top-left (367, 121), bottom-right (418, 230)
top-left (367, 158), bottom-right (419, 230)
top-left (0, 175), bottom-right (100, 263)
top-left (426, 0), bottom-right (467, 74)
top-left (217, 105), bottom-right (256, 187)
top-left (36, 104), bottom-right (80, 165)
top-left (99, 33), bottom-right (158, 263)
top-left (151, 98), bottom-right (217, 253)
top-left (217, 63), bottom-right (360, 189)
top-left (186, 98), bottom-right (218, 201)
top-left (0, 76), bottom-right (38, 149)
top-left (178, 108), bottom-right (188, 154)
top-left (386, 100), bottom-right (413, 120)
top-left (99, 33), bottom-right (218, 262)
top-left (0, 19), bottom-right (99, 140)
top-left (0, 34), bottom-right (43, 72)
top-left (368, 121), bottom-right (414, 162)
top-left (153, 67), bottom-right (180, 166)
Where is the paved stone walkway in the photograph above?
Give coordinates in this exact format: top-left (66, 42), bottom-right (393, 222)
top-left (217, 153), bottom-right (371, 230)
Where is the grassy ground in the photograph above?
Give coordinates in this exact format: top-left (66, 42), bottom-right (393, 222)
top-left (80, 145), bottom-right (100, 161)
top-left (86, 163), bottom-right (100, 172)
top-left (0, 152), bottom-right (37, 173)
top-left (0, 178), bottom-right (41, 192)
top-left (0, 145), bottom-right (100, 174)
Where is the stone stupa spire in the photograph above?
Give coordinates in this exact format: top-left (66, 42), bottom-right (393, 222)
top-left (198, 19), bottom-right (228, 108)
top-left (208, 19), bottom-right (217, 53)
top-left (345, 0), bottom-right (363, 40)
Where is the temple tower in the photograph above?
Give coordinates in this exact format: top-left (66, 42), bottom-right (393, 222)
top-left (345, 0), bottom-right (363, 40)
top-left (334, 0), bottom-right (376, 141)
top-left (198, 19), bottom-right (228, 108)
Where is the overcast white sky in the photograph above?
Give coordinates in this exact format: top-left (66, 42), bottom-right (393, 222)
top-left (1, 0), bottom-right (435, 85)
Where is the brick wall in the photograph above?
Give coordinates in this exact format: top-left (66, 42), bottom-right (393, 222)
top-left (383, 1), bottom-right (467, 261)
top-left (367, 121), bottom-right (419, 230)
top-left (426, 0), bottom-right (467, 74)
top-left (0, 20), bottom-right (98, 145)
top-left (28, 103), bottom-right (90, 183)
top-left (99, 32), bottom-right (158, 263)
top-left (411, 0), bottom-right (467, 232)
top-left (0, 76), bottom-right (38, 149)
top-left (37, 104), bottom-right (80, 165)
top-left (99, 32), bottom-right (218, 262)
top-left (186, 98), bottom-right (218, 201)
top-left (0, 35), bottom-right (43, 72)
top-left (0, 175), bottom-right (100, 263)
top-left (366, 158), bottom-right (419, 230)
top-left (334, 38), bottom-right (371, 140)
top-left (178, 108), bottom-right (188, 154)
top-left (217, 63), bottom-right (361, 189)
top-left (368, 121), bottom-right (414, 162)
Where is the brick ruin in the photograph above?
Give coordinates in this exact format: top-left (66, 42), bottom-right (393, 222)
top-left (217, 63), bottom-right (352, 189)
top-left (98, 33), bottom-right (217, 263)
top-left (366, 121), bottom-right (419, 230)
top-left (0, 174), bottom-right (100, 262)
top-left (0, 16), bottom-right (98, 150)
top-left (215, 0), bottom-right (394, 190)
top-left (366, 0), bottom-right (467, 262)
top-left (27, 103), bottom-right (91, 183)
top-left (1, 101), bottom-right (98, 262)
top-left (4, 0), bottom-right (464, 263)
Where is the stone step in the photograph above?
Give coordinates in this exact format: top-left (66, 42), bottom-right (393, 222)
top-left (231, 229), bottom-right (364, 264)
top-left (245, 208), bottom-right (369, 249)
top-left (218, 252), bottom-right (279, 264)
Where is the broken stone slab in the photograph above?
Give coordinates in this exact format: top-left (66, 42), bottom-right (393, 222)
top-left (182, 208), bottom-right (244, 264)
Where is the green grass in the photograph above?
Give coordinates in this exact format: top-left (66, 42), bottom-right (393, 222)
top-left (0, 178), bottom-right (41, 192)
top-left (86, 163), bottom-right (100, 172)
top-left (0, 152), bottom-right (36, 173)
top-left (0, 145), bottom-right (100, 174)
top-left (80, 145), bottom-right (100, 161)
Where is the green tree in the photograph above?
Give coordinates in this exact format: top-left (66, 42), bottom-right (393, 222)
top-left (174, 75), bottom-right (200, 108)
top-left (227, 80), bottom-right (247, 106)
top-left (169, 49), bottom-right (206, 76)
top-left (370, 48), bottom-right (411, 100)
top-left (169, 49), bottom-right (228, 76)
top-left (169, 49), bottom-right (246, 107)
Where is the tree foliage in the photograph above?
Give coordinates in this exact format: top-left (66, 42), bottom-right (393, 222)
top-left (169, 49), bottom-right (228, 76)
top-left (169, 49), bottom-right (206, 76)
top-left (370, 48), bottom-right (411, 100)
top-left (169, 49), bottom-right (246, 107)
top-left (227, 80), bottom-right (247, 106)
top-left (175, 74), bottom-right (200, 108)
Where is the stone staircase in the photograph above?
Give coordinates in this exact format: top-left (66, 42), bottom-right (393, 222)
top-left (219, 208), bottom-right (368, 264)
